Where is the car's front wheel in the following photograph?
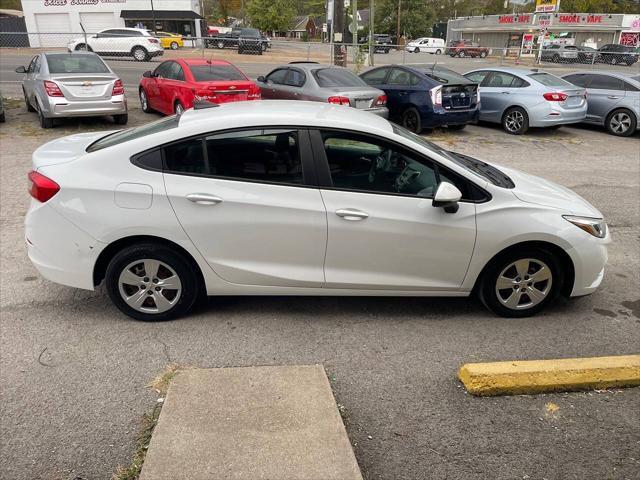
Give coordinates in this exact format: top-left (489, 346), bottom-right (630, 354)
top-left (170, 41), bottom-right (179, 50)
top-left (139, 88), bottom-right (152, 113)
top-left (105, 243), bottom-right (201, 321)
top-left (480, 50), bottom-right (487, 58)
top-left (217, 40), bottom-right (225, 49)
top-left (414, 47), bottom-right (420, 53)
top-left (23, 89), bottom-right (35, 112)
top-left (478, 248), bottom-right (562, 318)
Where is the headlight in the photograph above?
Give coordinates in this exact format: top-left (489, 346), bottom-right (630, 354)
top-left (563, 215), bottom-right (607, 238)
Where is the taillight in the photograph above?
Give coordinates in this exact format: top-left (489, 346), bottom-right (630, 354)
top-left (429, 85), bottom-right (442, 106)
top-left (375, 94), bottom-right (387, 106)
top-left (248, 86), bottom-right (261, 100)
top-left (148, 38), bottom-right (159, 44)
top-left (543, 92), bottom-right (568, 102)
top-left (328, 96), bottom-right (350, 106)
top-left (28, 171), bottom-right (60, 203)
top-left (44, 80), bottom-right (64, 97)
top-left (112, 79), bottom-right (124, 96)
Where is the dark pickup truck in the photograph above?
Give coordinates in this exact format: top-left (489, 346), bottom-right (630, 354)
top-left (206, 27), bottom-right (268, 54)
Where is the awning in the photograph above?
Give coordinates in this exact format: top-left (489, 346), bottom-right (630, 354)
top-left (120, 10), bottom-right (203, 20)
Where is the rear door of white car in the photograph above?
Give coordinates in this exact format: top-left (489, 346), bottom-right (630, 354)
top-left (310, 129), bottom-right (478, 291)
top-left (163, 128), bottom-right (327, 287)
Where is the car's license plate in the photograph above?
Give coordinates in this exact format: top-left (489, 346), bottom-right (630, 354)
top-left (355, 99), bottom-right (371, 109)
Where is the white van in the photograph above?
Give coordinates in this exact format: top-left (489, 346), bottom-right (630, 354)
top-left (406, 37), bottom-right (445, 54)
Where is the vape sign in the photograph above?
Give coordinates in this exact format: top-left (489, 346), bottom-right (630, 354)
top-left (535, 0), bottom-right (559, 13)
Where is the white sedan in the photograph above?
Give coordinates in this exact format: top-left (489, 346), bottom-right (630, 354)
top-left (25, 101), bottom-right (609, 321)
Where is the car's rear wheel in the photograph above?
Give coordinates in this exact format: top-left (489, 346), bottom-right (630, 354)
top-left (75, 43), bottom-right (92, 52)
top-left (402, 107), bottom-right (422, 133)
top-left (105, 243), bottom-right (200, 321)
top-left (435, 49), bottom-right (442, 54)
top-left (448, 124), bottom-right (466, 131)
top-left (478, 248), bottom-right (562, 318)
top-left (606, 108), bottom-right (636, 137)
top-left (132, 46), bottom-right (149, 62)
top-left (23, 89), bottom-right (35, 112)
top-left (458, 50), bottom-right (466, 58)
top-left (414, 47), bottom-right (420, 53)
top-left (139, 88), bottom-right (152, 113)
top-left (480, 50), bottom-right (487, 58)
top-left (170, 41), bottom-right (179, 50)
top-left (37, 102), bottom-right (53, 129)
top-left (114, 114), bottom-right (128, 125)
top-left (217, 40), bottom-right (225, 49)
top-left (609, 56), bottom-right (618, 65)
top-left (502, 107), bottom-right (529, 135)
top-left (174, 101), bottom-right (185, 115)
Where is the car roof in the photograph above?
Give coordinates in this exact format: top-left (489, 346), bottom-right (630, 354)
top-left (42, 51), bottom-right (100, 57)
top-left (180, 58), bottom-right (233, 66)
top-left (103, 27), bottom-right (147, 32)
top-left (563, 70), bottom-right (640, 81)
top-left (276, 63), bottom-right (344, 72)
top-left (465, 66), bottom-right (549, 76)
top-left (178, 100), bottom-right (393, 134)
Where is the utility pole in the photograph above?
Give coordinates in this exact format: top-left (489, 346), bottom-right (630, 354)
top-left (396, 0), bottom-right (401, 48)
top-left (150, 0), bottom-right (156, 33)
top-left (352, 0), bottom-right (358, 60)
top-left (368, 0), bottom-right (374, 66)
top-left (334, 0), bottom-right (345, 65)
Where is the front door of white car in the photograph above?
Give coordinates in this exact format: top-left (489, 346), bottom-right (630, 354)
top-left (312, 130), bottom-right (477, 290)
top-left (163, 128), bottom-right (327, 287)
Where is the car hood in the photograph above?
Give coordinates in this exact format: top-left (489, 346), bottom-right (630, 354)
top-left (32, 130), bottom-right (116, 170)
top-left (498, 165), bottom-right (602, 217)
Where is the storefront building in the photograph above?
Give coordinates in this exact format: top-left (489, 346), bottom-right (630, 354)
top-left (20, 0), bottom-right (203, 47)
top-left (447, 13), bottom-right (640, 51)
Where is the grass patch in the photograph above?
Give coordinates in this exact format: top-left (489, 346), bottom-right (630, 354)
top-left (2, 97), bottom-right (23, 109)
top-left (112, 363), bottom-right (190, 480)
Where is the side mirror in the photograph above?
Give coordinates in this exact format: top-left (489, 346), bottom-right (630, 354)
top-left (15, 66), bottom-right (26, 73)
top-left (142, 70), bottom-right (152, 78)
top-left (432, 182), bottom-right (462, 213)
top-left (256, 75), bottom-right (266, 83)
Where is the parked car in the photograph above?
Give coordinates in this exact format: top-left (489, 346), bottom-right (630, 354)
top-left (15, 51), bottom-right (127, 129)
top-left (67, 27), bottom-right (163, 62)
top-left (360, 64), bottom-right (479, 133)
top-left (464, 68), bottom-right (586, 135)
top-left (257, 62), bottom-right (388, 117)
top-left (237, 28), bottom-right (264, 55)
top-left (373, 34), bottom-right (393, 53)
top-left (596, 44), bottom-right (638, 66)
top-left (139, 59), bottom-right (260, 116)
top-left (562, 71), bottom-right (639, 137)
top-left (153, 31), bottom-right (184, 50)
top-left (446, 40), bottom-right (489, 58)
top-left (405, 37), bottom-right (445, 54)
top-left (206, 27), bottom-right (268, 53)
top-left (575, 45), bottom-right (597, 64)
top-left (25, 100), bottom-right (609, 320)
top-left (540, 45), bottom-right (579, 63)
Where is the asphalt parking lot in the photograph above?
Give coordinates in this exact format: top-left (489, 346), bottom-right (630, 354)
top-left (1, 59), bottom-right (639, 479)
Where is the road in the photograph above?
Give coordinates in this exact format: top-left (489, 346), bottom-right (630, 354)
top-left (0, 90), bottom-right (638, 480)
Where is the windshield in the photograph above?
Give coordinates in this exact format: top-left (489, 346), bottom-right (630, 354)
top-left (86, 115), bottom-right (179, 152)
top-left (312, 68), bottom-right (366, 87)
top-left (241, 29), bottom-right (260, 37)
top-left (191, 65), bottom-right (246, 82)
top-left (528, 72), bottom-right (573, 87)
top-left (392, 124), bottom-right (514, 188)
top-left (46, 54), bottom-right (110, 74)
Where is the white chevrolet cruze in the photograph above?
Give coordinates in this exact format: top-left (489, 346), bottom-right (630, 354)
top-left (25, 101), bottom-right (609, 321)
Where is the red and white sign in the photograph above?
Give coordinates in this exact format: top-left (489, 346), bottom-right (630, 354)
top-left (498, 14), bottom-right (532, 24)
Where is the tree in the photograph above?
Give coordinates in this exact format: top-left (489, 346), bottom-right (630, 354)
top-left (246, 0), bottom-right (296, 32)
top-left (374, 0), bottom-right (436, 39)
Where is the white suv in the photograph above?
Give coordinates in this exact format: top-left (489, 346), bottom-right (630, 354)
top-left (68, 28), bottom-right (163, 62)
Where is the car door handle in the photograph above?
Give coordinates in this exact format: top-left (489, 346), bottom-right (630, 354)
top-left (335, 208), bottom-right (369, 221)
top-left (607, 95), bottom-right (621, 99)
top-left (186, 193), bottom-right (223, 205)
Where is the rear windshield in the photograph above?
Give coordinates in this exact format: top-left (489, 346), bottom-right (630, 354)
top-left (86, 116), bottom-right (179, 152)
top-left (392, 124), bottom-right (514, 188)
top-left (313, 68), bottom-right (366, 87)
top-left (46, 54), bottom-right (110, 74)
top-left (190, 65), bottom-right (246, 82)
top-left (421, 67), bottom-right (472, 85)
top-left (528, 72), bottom-right (572, 87)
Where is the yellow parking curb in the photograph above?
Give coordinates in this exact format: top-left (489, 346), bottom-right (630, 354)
top-left (458, 355), bottom-right (640, 396)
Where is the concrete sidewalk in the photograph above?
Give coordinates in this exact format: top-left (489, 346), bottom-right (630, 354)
top-left (140, 365), bottom-right (363, 480)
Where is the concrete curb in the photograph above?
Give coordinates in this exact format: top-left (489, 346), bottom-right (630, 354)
top-left (458, 355), bottom-right (640, 396)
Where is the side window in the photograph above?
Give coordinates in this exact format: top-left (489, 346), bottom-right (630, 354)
top-left (624, 82), bottom-right (639, 92)
top-left (485, 72), bottom-right (520, 88)
top-left (320, 131), bottom-right (440, 197)
top-left (588, 75), bottom-right (625, 90)
top-left (32, 56), bottom-right (41, 73)
top-left (387, 68), bottom-right (412, 86)
top-left (361, 67), bottom-right (390, 85)
top-left (206, 129), bottom-right (303, 185)
top-left (266, 68), bottom-right (288, 85)
top-left (285, 69), bottom-right (305, 87)
top-left (465, 71), bottom-right (490, 85)
top-left (154, 61), bottom-right (173, 78)
top-left (164, 138), bottom-right (207, 175)
top-left (169, 62), bottom-right (185, 81)
top-left (564, 74), bottom-right (587, 87)
top-left (27, 56), bottom-right (38, 73)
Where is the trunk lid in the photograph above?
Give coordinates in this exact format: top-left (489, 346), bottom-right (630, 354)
top-left (442, 84), bottom-right (478, 110)
top-left (32, 131), bottom-right (116, 170)
top-left (328, 87), bottom-right (383, 109)
top-left (195, 80), bottom-right (256, 103)
top-left (50, 74), bottom-right (117, 101)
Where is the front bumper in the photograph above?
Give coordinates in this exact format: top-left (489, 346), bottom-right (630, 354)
top-left (566, 233), bottom-right (610, 297)
top-left (42, 94), bottom-right (127, 118)
top-left (149, 49), bottom-right (164, 58)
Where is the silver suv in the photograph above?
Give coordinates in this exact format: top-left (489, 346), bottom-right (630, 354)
top-left (541, 45), bottom-right (579, 63)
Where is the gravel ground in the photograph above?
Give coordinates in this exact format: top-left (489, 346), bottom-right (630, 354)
top-left (0, 96), bottom-right (639, 480)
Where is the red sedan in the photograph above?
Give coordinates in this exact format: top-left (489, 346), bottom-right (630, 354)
top-left (139, 58), bottom-right (261, 115)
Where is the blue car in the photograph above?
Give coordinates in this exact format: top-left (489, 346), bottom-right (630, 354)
top-left (360, 64), bottom-right (480, 133)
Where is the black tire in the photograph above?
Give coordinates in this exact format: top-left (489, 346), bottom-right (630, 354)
top-left (170, 41), bottom-right (179, 50)
top-left (174, 101), bottom-right (185, 115)
top-left (609, 56), bottom-right (618, 65)
top-left (37, 102), bottom-right (53, 129)
top-left (24, 89), bottom-right (35, 112)
top-left (114, 114), bottom-right (128, 125)
top-left (605, 108), bottom-right (637, 137)
top-left (0, 110), bottom-right (5, 123)
top-left (402, 107), bottom-right (422, 133)
top-left (502, 107), bottom-right (529, 135)
top-left (480, 50), bottom-right (487, 58)
top-left (448, 124), bottom-right (466, 131)
top-left (458, 50), bottom-right (466, 58)
top-left (478, 247), bottom-right (563, 318)
top-left (435, 49), bottom-right (442, 55)
top-left (132, 46), bottom-right (149, 62)
top-left (414, 47), bottom-right (420, 53)
top-left (105, 243), bottom-right (201, 321)
top-left (217, 40), bottom-right (225, 49)
top-left (139, 88), bottom-right (152, 113)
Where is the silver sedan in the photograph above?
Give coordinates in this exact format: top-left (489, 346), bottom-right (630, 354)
top-left (464, 67), bottom-right (587, 135)
top-left (15, 51), bottom-right (127, 129)
top-left (256, 62), bottom-right (388, 118)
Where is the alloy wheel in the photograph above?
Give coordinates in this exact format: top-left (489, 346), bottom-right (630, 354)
top-left (140, 90), bottom-right (148, 111)
top-left (170, 41), bottom-right (179, 50)
top-left (495, 258), bottom-right (552, 311)
top-left (117, 259), bottom-right (182, 314)
top-left (609, 112), bottom-right (632, 134)
top-left (505, 110), bottom-right (524, 133)
top-left (133, 48), bottom-right (147, 61)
